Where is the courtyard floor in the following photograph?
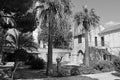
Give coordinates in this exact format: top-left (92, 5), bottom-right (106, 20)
top-left (83, 71), bottom-right (120, 80)
top-left (17, 71), bottom-right (120, 80)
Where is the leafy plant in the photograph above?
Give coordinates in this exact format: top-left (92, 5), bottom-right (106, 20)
top-left (52, 66), bottom-right (70, 77)
top-left (70, 67), bottom-right (80, 76)
top-left (113, 58), bottom-right (120, 72)
top-left (93, 61), bottom-right (114, 72)
top-left (79, 64), bottom-right (95, 74)
top-left (29, 57), bottom-right (45, 70)
top-left (14, 49), bottom-right (29, 62)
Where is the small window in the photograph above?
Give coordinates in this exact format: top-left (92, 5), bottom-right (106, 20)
top-left (101, 37), bottom-right (105, 46)
top-left (78, 35), bottom-right (82, 43)
top-left (95, 37), bottom-right (97, 46)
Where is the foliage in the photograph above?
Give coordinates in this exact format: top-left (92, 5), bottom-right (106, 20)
top-left (6, 29), bottom-right (38, 51)
top-left (113, 58), bottom-right (120, 72)
top-left (74, 6), bottom-right (100, 30)
top-left (24, 54), bottom-right (46, 70)
top-left (0, 0), bottom-right (33, 14)
top-left (0, 1), bottom-right (37, 79)
top-left (0, 69), bottom-right (12, 80)
top-left (29, 57), bottom-right (46, 70)
top-left (0, 0), bottom-right (36, 31)
top-left (14, 49), bottom-right (29, 61)
top-left (52, 66), bottom-right (70, 77)
top-left (36, 0), bottom-right (72, 49)
top-left (15, 13), bottom-right (37, 33)
top-left (93, 61), bottom-right (114, 72)
top-left (78, 64), bottom-right (95, 74)
top-left (70, 67), bottom-right (80, 76)
top-left (33, 0), bottom-right (72, 75)
top-left (74, 6), bottom-right (100, 66)
top-left (53, 32), bottom-right (72, 49)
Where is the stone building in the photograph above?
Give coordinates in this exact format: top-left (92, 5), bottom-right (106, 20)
top-left (99, 24), bottom-right (120, 56)
top-left (71, 24), bottom-right (106, 64)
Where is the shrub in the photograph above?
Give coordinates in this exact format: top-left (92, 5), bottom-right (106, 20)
top-left (70, 67), bottom-right (80, 76)
top-left (24, 54), bottom-right (35, 65)
top-left (29, 57), bottom-right (45, 69)
top-left (93, 60), bottom-right (114, 72)
top-left (57, 68), bottom-right (69, 77)
top-left (113, 58), bottom-right (120, 72)
top-left (14, 49), bottom-right (29, 62)
top-left (52, 66), bottom-right (70, 77)
top-left (79, 64), bottom-right (95, 74)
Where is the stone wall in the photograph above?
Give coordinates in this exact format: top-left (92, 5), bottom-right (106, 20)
top-left (37, 48), bottom-right (71, 64)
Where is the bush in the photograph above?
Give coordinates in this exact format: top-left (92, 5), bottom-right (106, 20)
top-left (93, 60), bottom-right (114, 72)
top-left (14, 49), bottom-right (29, 62)
top-left (70, 67), bottom-right (80, 76)
top-left (57, 68), bottom-right (69, 77)
top-left (52, 66), bottom-right (70, 77)
top-left (29, 57), bottom-right (45, 70)
top-left (79, 64), bottom-right (95, 74)
top-left (113, 58), bottom-right (120, 72)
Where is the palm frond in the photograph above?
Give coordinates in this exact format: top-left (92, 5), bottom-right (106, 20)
top-left (0, 11), bottom-right (15, 29)
top-left (7, 33), bottom-right (17, 45)
top-left (74, 6), bottom-right (100, 31)
top-left (4, 39), bottom-right (15, 48)
top-left (74, 12), bottom-right (84, 26)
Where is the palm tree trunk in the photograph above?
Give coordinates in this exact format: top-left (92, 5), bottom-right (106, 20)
top-left (1, 29), bottom-right (7, 64)
top-left (46, 22), bottom-right (53, 76)
top-left (11, 61), bottom-right (19, 79)
top-left (84, 30), bottom-right (90, 66)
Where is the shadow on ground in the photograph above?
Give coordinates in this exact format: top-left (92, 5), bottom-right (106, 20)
top-left (14, 69), bottom-right (47, 79)
top-left (111, 71), bottom-right (120, 80)
top-left (111, 72), bottom-right (120, 77)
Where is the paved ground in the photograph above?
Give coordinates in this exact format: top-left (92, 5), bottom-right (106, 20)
top-left (83, 71), bottom-right (120, 80)
top-left (17, 71), bottom-right (120, 80)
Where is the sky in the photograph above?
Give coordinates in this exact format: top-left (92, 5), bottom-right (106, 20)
top-left (72, 0), bottom-right (120, 26)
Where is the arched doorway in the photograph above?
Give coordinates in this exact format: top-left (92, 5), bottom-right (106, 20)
top-left (77, 50), bottom-right (84, 64)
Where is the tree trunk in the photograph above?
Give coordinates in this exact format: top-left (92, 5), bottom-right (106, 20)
top-left (1, 29), bottom-right (7, 64)
top-left (46, 22), bottom-right (53, 76)
top-left (84, 30), bottom-right (90, 66)
top-left (11, 61), bottom-right (19, 79)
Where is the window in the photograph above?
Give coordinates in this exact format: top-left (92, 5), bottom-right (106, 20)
top-left (78, 35), bottom-right (82, 43)
top-left (101, 37), bottom-right (105, 46)
top-left (95, 37), bottom-right (97, 46)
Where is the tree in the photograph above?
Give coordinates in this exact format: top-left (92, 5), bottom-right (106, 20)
top-left (74, 5), bottom-right (100, 66)
top-left (34, 0), bottom-right (72, 76)
top-left (38, 18), bottom-right (72, 49)
top-left (6, 29), bottom-right (38, 51)
top-left (6, 28), bottom-right (38, 79)
top-left (0, 0), bottom-right (37, 64)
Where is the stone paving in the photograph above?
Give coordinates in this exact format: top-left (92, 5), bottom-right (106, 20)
top-left (83, 71), bottom-right (120, 80)
top-left (17, 71), bottom-right (120, 80)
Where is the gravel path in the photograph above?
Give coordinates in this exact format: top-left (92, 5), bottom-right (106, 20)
top-left (83, 71), bottom-right (120, 80)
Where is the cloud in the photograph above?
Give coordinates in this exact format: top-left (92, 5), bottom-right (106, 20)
top-left (105, 21), bottom-right (120, 27)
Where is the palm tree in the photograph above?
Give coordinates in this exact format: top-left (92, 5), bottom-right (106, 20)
top-left (34, 0), bottom-right (72, 76)
top-left (0, 11), bottom-right (15, 64)
top-left (74, 5), bottom-right (100, 66)
top-left (6, 28), bottom-right (38, 79)
top-left (6, 29), bottom-right (38, 51)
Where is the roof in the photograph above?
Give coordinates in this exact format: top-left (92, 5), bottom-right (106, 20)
top-left (99, 24), bottom-right (120, 36)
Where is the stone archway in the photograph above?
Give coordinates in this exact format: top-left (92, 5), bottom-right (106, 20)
top-left (77, 50), bottom-right (84, 64)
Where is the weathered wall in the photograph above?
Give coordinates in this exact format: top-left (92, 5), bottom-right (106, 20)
top-left (104, 32), bottom-right (120, 56)
top-left (37, 48), bottom-right (71, 64)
